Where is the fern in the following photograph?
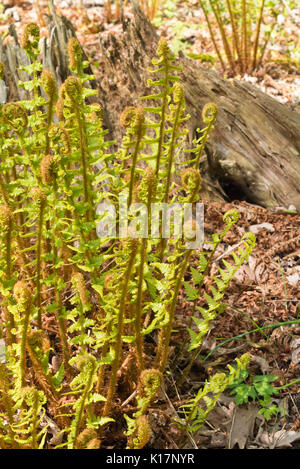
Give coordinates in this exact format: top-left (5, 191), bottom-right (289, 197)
top-left (176, 353), bottom-right (250, 433)
top-left (188, 232), bottom-right (256, 352)
top-left (0, 28), bottom-right (257, 449)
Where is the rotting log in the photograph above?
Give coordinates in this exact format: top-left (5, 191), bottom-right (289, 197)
top-left (97, 3), bottom-right (300, 209)
top-left (0, 0), bottom-right (96, 103)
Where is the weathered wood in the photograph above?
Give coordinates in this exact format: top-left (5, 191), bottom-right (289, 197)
top-left (0, 0), bottom-right (95, 102)
top-left (0, 24), bottom-right (31, 102)
top-left (97, 3), bottom-right (300, 210)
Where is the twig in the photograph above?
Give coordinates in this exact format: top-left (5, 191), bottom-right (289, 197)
top-left (161, 383), bottom-right (198, 449)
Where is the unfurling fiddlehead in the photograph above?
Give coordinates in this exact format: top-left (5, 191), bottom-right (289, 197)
top-left (120, 106), bottom-right (137, 128)
top-left (76, 428), bottom-right (99, 450)
top-left (20, 23), bottom-right (40, 58)
top-left (40, 154), bottom-right (56, 184)
top-left (2, 103), bottom-right (28, 133)
top-left (137, 368), bottom-right (163, 410)
top-left (202, 102), bottom-right (218, 124)
top-left (26, 331), bottom-right (59, 409)
top-left (48, 124), bottom-right (71, 156)
top-left (125, 369), bottom-right (162, 449)
top-left (222, 208), bottom-right (240, 226)
top-left (64, 76), bottom-right (83, 106)
top-left (192, 102), bottom-right (218, 168)
top-left (127, 415), bottom-right (151, 449)
top-left (68, 37), bottom-right (83, 75)
top-left (41, 70), bottom-right (57, 99)
top-left (41, 70), bottom-right (57, 154)
top-left (181, 168), bottom-right (202, 202)
top-left (17, 386), bottom-right (47, 449)
top-left (68, 354), bottom-right (98, 449)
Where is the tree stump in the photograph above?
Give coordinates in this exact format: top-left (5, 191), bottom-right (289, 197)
top-left (97, 3), bottom-right (300, 210)
top-left (0, 0), bottom-right (95, 103)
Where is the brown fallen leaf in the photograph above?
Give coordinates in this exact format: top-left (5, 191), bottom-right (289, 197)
top-left (258, 429), bottom-right (300, 448)
top-left (250, 354), bottom-right (270, 374)
top-left (249, 223), bottom-right (275, 234)
top-left (228, 403), bottom-right (259, 449)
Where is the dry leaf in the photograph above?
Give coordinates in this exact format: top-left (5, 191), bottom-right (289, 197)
top-left (249, 223), bottom-right (275, 234)
top-left (286, 272), bottom-right (300, 286)
top-left (250, 355), bottom-right (270, 374)
top-left (228, 403), bottom-right (259, 449)
top-left (259, 429), bottom-right (300, 448)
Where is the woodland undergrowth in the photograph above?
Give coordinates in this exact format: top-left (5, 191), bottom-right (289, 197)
top-left (0, 24), bottom-right (256, 449)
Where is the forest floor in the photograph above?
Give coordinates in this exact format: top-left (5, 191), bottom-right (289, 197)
top-left (1, 0), bottom-right (300, 449)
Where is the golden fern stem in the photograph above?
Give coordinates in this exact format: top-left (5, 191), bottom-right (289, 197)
top-left (164, 102), bottom-right (183, 203)
top-left (0, 365), bottom-right (18, 448)
top-left (105, 0), bottom-right (112, 22)
top-left (26, 342), bottom-right (59, 406)
top-left (158, 88), bottom-right (185, 259)
top-left (199, 1), bottom-right (226, 70)
top-left (242, 0), bottom-right (249, 72)
top-left (135, 238), bottom-right (147, 376)
top-left (11, 165), bottom-right (25, 228)
top-left (36, 203), bottom-right (45, 330)
top-left (74, 106), bottom-right (91, 224)
top-left (52, 179), bottom-right (71, 373)
top-left (156, 250), bottom-right (193, 373)
top-left (208, 0), bottom-right (235, 73)
top-left (128, 126), bottom-right (144, 207)
top-left (31, 390), bottom-right (40, 449)
top-left (102, 247), bottom-right (138, 417)
top-left (4, 216), bottom-right (15, 345)
top-left (19, 303), bottom-right (32, 387)
top-left (225, 0), bottom-right (243, 71)
top-left (194, 122), bottom-right (214, 169)
top-left (115, 0), bottom-right (121, 20)
top-left (72, 360), bottom-right (96, 449)
top-left (155, 69), bottom-right (170, 177)
top-left (45, 95), bottom-right (55, 155)
top-left (0, 172), bottom-right (10, 205)
top-left (252, 0), bottom-right (265, 70)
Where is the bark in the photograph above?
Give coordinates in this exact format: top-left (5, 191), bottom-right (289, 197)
top-left (96, 3), bottom-right (300, 210)
top-left (0, 0), bottom-right (95, 103)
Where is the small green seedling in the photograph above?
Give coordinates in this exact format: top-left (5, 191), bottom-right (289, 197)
top-left (228, 367), bottom-right (282, 421)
